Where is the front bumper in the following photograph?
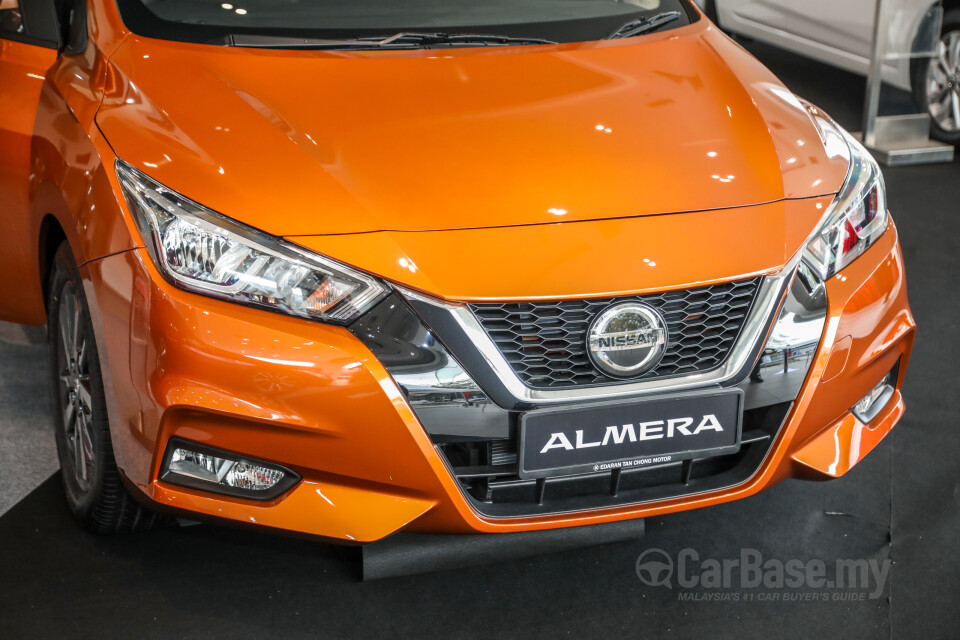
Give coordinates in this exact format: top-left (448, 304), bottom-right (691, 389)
top-left (83, 220), bottom-right (914, 542)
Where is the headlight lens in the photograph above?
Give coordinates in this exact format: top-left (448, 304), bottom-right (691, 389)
top-left (116, 160), bottom-right (387, 324)
top-left (802, 115), bottom-right (888, 279)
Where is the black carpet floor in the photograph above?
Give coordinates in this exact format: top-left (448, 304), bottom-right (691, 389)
top-left (0, 42), bottom-right (958, 639)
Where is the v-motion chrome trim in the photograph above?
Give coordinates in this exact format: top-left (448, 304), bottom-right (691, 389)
top-left (398, 252), bottom-right (802, 406)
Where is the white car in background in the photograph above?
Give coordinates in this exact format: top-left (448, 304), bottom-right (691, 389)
top-left (695, 0), bottom-right (960, 143)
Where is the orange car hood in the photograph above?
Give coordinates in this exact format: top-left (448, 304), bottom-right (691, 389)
top-left (98, 21), bottom-right (848, 236)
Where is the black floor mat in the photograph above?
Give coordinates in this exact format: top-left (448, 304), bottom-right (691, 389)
top-left (0, 464), bottom-right (894, 639)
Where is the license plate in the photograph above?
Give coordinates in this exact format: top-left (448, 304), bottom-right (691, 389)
top-left (519, 390), bottom-right (743, 478)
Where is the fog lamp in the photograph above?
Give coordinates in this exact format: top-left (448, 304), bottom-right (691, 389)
top-left (851, 367), bottom-right (898, 424)
top-left (160, 440), bottom-right (299, 500)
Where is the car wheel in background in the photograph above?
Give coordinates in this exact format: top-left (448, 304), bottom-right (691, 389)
top-left (913, 9), bottom-right (960, 145)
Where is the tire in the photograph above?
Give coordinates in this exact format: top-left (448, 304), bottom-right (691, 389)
top-left (47, 242), bottom-right (163, 533)
top-left (912, 8), bottom-right (960, 145)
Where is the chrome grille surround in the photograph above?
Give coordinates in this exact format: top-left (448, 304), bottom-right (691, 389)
top-left (468, 278), bottom-right (762, 389)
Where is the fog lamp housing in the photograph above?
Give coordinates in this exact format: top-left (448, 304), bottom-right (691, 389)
top-left (851, 364), bottom-right (899, 424)
top-left (160, 439), bottom-right (300, 500)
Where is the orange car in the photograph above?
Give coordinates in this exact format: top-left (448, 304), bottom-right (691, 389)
top-left (1, 0), bottom-right (913, 560)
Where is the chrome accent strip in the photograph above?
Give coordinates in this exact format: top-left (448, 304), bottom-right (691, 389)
top-left (399, 252), bottom-right (802, 406)
top-left (737, 261), bottom-right (828, 410)
top-left (350, 293), bottom-right (510, 441)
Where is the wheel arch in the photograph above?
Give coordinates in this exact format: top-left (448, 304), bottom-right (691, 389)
top-left (39, 214), bottom-right (68, 305)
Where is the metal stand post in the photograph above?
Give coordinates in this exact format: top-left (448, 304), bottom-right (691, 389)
top-left (861, 0), bottom-right (954, 165)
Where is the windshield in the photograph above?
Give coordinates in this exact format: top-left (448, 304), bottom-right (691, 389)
top-left (116, 0), bottom-right (696, 47)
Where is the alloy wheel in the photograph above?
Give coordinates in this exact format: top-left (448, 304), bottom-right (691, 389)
top-left (56, 282), bottom-right (96, 492)
top-left (926, 29), bottom-right (960, 133)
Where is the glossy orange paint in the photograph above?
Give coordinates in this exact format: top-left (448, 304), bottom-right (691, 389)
top-left (791, 391), bottom-right (905, 479)
top-left (87, 248), bottom-right (454, 540)
top-left (78, 221), bottom-right (913, 539)
top-left (31, 44), bottom-right (133, 264)
top-left (0, 38), bottom-right (56, 324)
top-left (94, 19), bottom-right (849, 238)
top-left (0, 1), bottom-right (915, 541)
top-left (0, 1), bottom-right (129, 325)
top-left (288, 196), bottom-right (833, 302)
top-left (145, 479), bottom-right (435, 544)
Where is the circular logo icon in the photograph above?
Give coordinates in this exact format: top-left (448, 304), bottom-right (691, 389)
top-left (587, 303), bottom-right (667, 378)
top-left (635, 548), bottom-right (674, 588)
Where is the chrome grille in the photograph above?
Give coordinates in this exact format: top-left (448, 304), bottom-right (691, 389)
top-left (468, 278), bottom-right (762, 389)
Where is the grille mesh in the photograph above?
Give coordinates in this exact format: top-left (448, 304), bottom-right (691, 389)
top-left (469, 278), bottom-right (762, 389)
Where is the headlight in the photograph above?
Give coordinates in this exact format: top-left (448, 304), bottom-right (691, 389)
top-left (115, 160), bottom-right (387, 324)
top-left (802, 110), bottom-right (888, 279)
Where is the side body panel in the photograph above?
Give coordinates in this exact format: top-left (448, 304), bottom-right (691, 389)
top-left (719, 0), bottom-right (873, 57)
top-left (0, 1), bottom-right (132, 325)
top-left (0, 37), bottom-right (56, 323)
top-left (714, 0), bottom-right (931, 89)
